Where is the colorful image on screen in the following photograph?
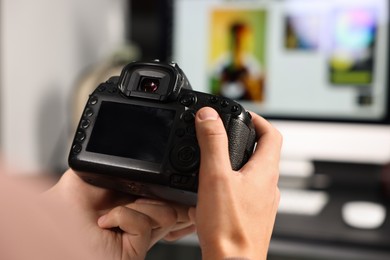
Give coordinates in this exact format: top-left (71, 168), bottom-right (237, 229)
top-left (173, 0), bottom-right (389, 121)
top-left (329, 8), bottom-right (377, 85)
top-left (285, 15), bottom-right (321, 50)
top-left (208, 8), bottom-right (267, 102)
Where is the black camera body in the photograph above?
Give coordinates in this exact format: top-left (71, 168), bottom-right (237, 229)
top-left (69, 61), bottom-right (256, 205)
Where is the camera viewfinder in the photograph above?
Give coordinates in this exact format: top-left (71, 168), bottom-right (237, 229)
top-left (140, 77), bottom-right (160, 93)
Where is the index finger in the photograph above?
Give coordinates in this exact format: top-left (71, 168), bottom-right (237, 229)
top-left (240, 112), bottom-right (282, 173)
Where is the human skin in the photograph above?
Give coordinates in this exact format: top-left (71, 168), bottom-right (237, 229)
top-left (0, 106), bottom-right (281, 260)
top-left (190, 107), bottom-right (282, 260)
top-left (88, 106), bottom-right (282, 259)
top-left (0, 167), bottom-right (195, 260)
top-left (45, 170), bottom-right (196, 260)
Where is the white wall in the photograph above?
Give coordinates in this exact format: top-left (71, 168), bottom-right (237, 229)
top-left (0, 0), bottom-right (128, 172)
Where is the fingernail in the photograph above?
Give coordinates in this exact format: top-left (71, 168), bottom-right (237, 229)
top-left (198, 107), bottom-right (219, 121)
top-left (97, 215), bottom-right (106, 226)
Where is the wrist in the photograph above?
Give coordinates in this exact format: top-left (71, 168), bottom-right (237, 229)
top-left (200, 238), bottom-right (264, 260)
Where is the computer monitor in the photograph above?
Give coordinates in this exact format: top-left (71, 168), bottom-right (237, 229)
top-left (172, 0), bottom-right (390, 164)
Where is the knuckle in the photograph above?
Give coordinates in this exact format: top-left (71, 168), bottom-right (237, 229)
top-left (270, 128), bottom-right (283, 147)
top-left (113, 206), bottom-right (126, 220)
top-left (113, 206), bottom-right (153, 231)
top-left (204, 168), bottom-right (230, 183)
top-left (199, 168), bottom-right (232, 194)
top-left (259, 163), bottom-right (279, 186)
top-left (136, 213), bottom-right (153, 231)
top-left (269, 168), bottom-right (280, 186)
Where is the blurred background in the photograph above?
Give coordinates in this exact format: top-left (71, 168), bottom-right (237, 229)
top-left (1, 0), bottom-right (390, 259)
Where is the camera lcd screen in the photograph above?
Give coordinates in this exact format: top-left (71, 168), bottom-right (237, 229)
top-left (87, 102), bottom-right (176, 164)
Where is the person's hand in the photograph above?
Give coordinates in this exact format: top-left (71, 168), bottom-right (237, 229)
top-left (191, 107), bottom-right (282, 260)
top-left (44, 169), bottom-right (195, 260)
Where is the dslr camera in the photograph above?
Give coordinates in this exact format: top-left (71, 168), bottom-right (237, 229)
top-left (69, 60), bottom-right (256, 205)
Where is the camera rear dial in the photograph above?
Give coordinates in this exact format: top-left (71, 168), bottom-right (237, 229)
top-left (170, 140), bottom-right (200, 173)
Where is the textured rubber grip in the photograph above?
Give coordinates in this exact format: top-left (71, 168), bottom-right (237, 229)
top-left (222, 113), bottom-right (256, 170)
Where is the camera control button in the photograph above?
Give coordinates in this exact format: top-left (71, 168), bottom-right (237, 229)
top-left (231, 105), bottom-right (240, 113)
top-left (97, 84), bottom-right (106, 92)
top-left (180, 176), bottom-right (190, 184)
top-left (106, 76), bottom-right (119, 84)
top-left (89, 96), bottom-right (98, 105)
top-left (170, 175), bottom-right (191, 187)
top-left (209, 96), bottom-right (219, 104)
top-left (221, 99), bottom-right (229, 107)
top-left (175, 128), bottom-right (186, 137)
top-left (80, 119), bottom-right (90, 129)
top-left (84, 107), bottom-right (94, 117)
top-left (171, 175), bottom-right (182, 184)
top-left (178, 146), bottom-right (196, 162)
top-left (72, 143), bottom-right (82, 154)
top-left (181, 110), bottom-right (196, 123)
top-left (170, 142), bottom-right (200, 172)
top-left (180, 93), bottom-right (197, 107)
top-left (108, 86), bottom-right (118, 93)
top-left (75, 131), bottom-right (86, 142)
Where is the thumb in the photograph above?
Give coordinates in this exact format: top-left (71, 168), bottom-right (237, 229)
top-left (195, 107), bottom-right (231, 180)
